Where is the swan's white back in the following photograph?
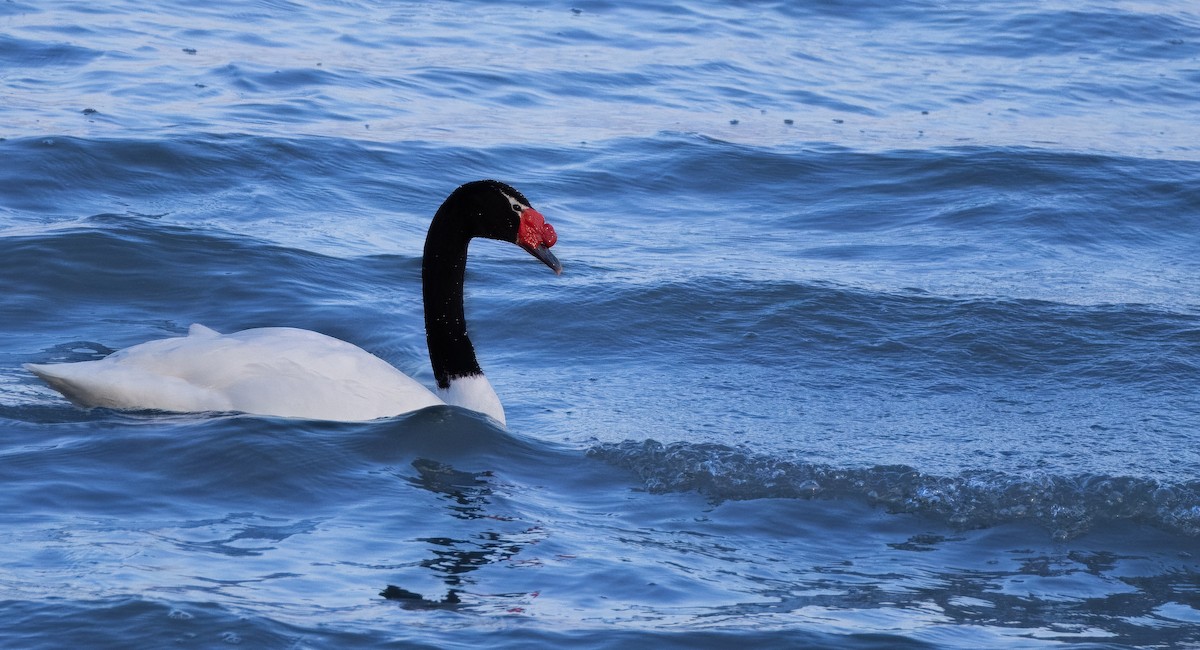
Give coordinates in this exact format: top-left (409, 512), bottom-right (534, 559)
top-left (24, 324), bottom-right (452, 422)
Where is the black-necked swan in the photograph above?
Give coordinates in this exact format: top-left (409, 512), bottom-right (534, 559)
top-left (24, 180), bottom-right (561, 426)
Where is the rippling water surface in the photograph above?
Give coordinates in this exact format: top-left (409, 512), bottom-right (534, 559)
top-left (3, 1), bottom-right (1200, 648)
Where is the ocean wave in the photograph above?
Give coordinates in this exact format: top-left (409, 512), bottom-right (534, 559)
top-left (522, 275), bottom-right (1200, 388)
top-left (0, 34), bottom-right (103, 67)
top-left (588, 439), bottom-right (1200, 540)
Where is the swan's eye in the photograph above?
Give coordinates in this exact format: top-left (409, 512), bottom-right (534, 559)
top-left (511, 203), bottom-right (523, 213)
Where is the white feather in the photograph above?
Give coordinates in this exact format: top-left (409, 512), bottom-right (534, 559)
top-left (440, 374), bottom-right (505, 427)
top-left (24, 325), bottom-right (485, 422)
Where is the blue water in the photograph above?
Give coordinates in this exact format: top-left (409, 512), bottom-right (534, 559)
top-left (3, 1), bottom-right (1200, 647)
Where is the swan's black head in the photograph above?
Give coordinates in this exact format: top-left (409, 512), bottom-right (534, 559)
top-left (443, 180), bottom-right (562, 274)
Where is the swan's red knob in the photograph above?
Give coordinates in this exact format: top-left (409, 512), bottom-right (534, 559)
top-left (518, 208), bottom-right (555, 248)
top-left (517, 208), bottom-right (562, 274)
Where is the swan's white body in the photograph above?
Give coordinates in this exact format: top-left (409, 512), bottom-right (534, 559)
top-left (24, 323), bottom-right (504, 425)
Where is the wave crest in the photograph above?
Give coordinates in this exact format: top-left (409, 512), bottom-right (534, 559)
top-left (588, 439), bottom-right (1200, 540)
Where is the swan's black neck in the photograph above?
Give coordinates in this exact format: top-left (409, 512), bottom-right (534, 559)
top-left (422, 182), bottom-right (520, 389)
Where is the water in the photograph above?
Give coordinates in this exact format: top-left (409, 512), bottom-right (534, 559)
top-left (3, 1), bottom-right (1200, 647)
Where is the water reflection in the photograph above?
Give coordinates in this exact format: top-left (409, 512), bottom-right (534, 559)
top-left (381, 458), bottom-right (544, 610)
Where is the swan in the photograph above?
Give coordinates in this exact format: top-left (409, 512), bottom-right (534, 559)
top-left (24, 180), bottom-right (561, 426)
